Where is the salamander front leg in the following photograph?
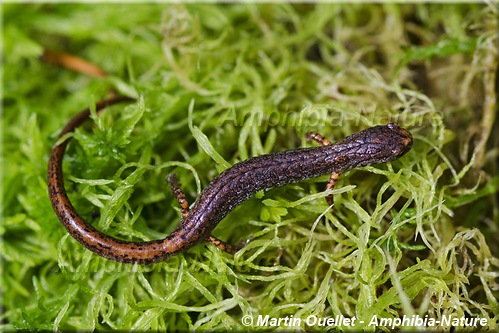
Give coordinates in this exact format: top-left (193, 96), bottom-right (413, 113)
top-left (167, 173), bottom-right (190, 219)
top-left (306, 131), bottom-right (332, 146)
top-left (306, 131), bottom-right (340, 206)
top-left (324, 172), bottom-right (340, 206)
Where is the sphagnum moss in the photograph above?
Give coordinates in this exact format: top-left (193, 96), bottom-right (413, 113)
top-left (2, 3), bottom-right (497, 331)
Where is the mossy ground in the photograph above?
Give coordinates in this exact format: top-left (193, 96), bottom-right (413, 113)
top-left (2, 3), bottom-right (498, 331)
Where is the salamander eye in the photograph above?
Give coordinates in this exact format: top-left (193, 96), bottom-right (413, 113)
top-left (391, 146), bottom-right (402, 155)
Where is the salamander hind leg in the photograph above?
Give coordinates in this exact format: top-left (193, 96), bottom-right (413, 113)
top-left (208, 236), bottom-right (237, 254)
top-left (305, 131), bottom-right (339, 206)
top-left (208, 235), bottom-right (252, 254)
top-left (167, 173), bottom-right (190, 219)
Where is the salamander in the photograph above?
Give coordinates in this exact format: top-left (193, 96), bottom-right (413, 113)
top-left (48, 96), bottom-right (413, 264)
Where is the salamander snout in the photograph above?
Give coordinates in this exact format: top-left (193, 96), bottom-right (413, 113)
top-left (386, 123), bottom-right (413, 157)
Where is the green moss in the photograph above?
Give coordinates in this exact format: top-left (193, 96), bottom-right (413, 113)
top-left (2, 3), bottom-right (497, 331)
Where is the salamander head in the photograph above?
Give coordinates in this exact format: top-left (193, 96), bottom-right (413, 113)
top-left (338, 123), bottom-right (413, 167)
top-left (383, 123), bottom-right (413, 159)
